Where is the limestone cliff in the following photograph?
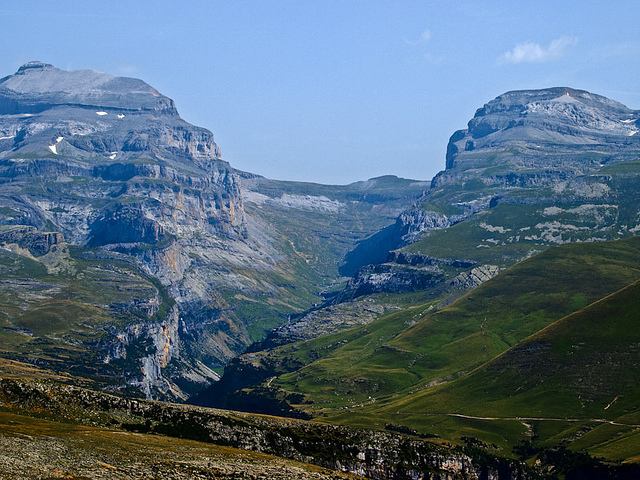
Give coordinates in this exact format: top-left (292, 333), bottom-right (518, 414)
top-left (0, 63), bottom-right (427, 401)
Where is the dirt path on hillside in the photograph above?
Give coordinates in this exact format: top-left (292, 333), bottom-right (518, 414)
top-left (396, 412), bottom-right (640, 428)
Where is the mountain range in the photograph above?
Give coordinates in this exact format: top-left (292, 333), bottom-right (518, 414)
top-left (1, 62), bottom-right (640, 478)
top-left (0, 62), bottom-right (428, 401)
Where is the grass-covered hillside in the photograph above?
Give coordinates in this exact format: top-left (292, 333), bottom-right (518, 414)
top-left (218, 236), bottom-right (640, 463)
top-left (368, 278), bottom-right (640, 462)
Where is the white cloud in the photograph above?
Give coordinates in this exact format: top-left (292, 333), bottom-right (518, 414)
top-left (405, 28), bottom-right (442, 64)
top-left (497, 36), bottom-right (578, 65)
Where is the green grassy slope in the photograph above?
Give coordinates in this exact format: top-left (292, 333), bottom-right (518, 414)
top-left (270, 237), bottom-right (640, 416)
top-left (351, 278), bottom-right (640, 461)
top-left (396, 279), bottom-right (640, 420)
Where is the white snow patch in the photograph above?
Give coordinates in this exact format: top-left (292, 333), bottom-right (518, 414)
top-left (48, 136), bottom-right (64, 154)
top-left (96, 111), bottom-right (108, 116)
top-left (621, 119), bottom-right (636, 124)
top-left (629, 130), bottom-right (638, 137)
top-left (117, 114), bottom-right (125, 119)
top-left (109, 153), bottom-right (117, 160)
top-left (0, 135), bottom-right (15, 140)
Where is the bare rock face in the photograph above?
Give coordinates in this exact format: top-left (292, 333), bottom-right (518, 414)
top-left (0, 63), bottom-right (266, 400)
top-left (435, 87), bottom-right (640, 188)
top-left (336, 263), bottom-right (445, 301)
top-left (0, 225), bottom-right (63, 256)
top-left (396, 207), bottom-right (454, 244)
top-left (450, 265), bottom-right (500, 290)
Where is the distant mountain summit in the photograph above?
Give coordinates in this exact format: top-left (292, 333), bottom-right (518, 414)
top-left (0, 62), bottom-right (221, 171)
top-left (0, 61), bottom-right (176, 114)
top-left (437, 87), bottom-right (640, 187)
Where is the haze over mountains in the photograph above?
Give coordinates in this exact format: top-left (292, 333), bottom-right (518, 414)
top-left (1, 62), bottom-right (640, 478)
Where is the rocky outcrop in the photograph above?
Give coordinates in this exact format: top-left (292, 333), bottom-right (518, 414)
top-left (264, 299), bottom-right (387, 347)
top-left (450, 265), bottom-right (500, 290)
top-left (0, 225), bottom-right (63, 256)
top-left (89, 204), bottom-right (165, 246)
top-left (0, 378), bottom-right (531, 480)
top-left (434, 87), bottom-right (640, 189)
top-left (388, 251), bottom-right (477, 269)
top-left (395, 207), bottom-right (455, 244)
top-left (336, 263), bottom-right (444, 302)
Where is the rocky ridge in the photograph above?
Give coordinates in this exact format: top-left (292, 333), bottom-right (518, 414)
top-left (0, 377), bottom-right (529, 480)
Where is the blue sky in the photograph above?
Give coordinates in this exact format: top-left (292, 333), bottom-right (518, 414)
top-left (2, 1), bottom-right (639, 184)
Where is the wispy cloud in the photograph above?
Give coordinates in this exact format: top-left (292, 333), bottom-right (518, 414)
top-left (405, 28), bottom-right (442, 64)
top-left (404, 28), bottom-right (432, 46)
top-left (497, 36), bottom-right (578, 65)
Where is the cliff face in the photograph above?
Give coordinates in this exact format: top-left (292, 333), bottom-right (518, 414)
top-left (437, 87), bottom-right (639, 186)
top-left (0, 62), bottom-right (256, 400)
top-left (0, 63), bottom-right (428, 401)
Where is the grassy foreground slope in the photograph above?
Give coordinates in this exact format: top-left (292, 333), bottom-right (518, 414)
top-left (273, 237), bottom-right (640, 415)
top-left (0, 411), bottom-right (359, 480)
top-left (342, 278), bottom-right (640, 463)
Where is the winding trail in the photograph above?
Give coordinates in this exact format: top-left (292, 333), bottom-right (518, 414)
top-left (395, 411), bottom-right (640, 428)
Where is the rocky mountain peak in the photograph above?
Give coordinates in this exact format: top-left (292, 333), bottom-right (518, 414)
top-left (441, 87), bottom-right (639, 173)
top-left (0, 62), bottom-right (222, 169)
top-left (15, 61), bottom-right (56, 73)
top-left (0, 61), bottom-right (175, 114)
